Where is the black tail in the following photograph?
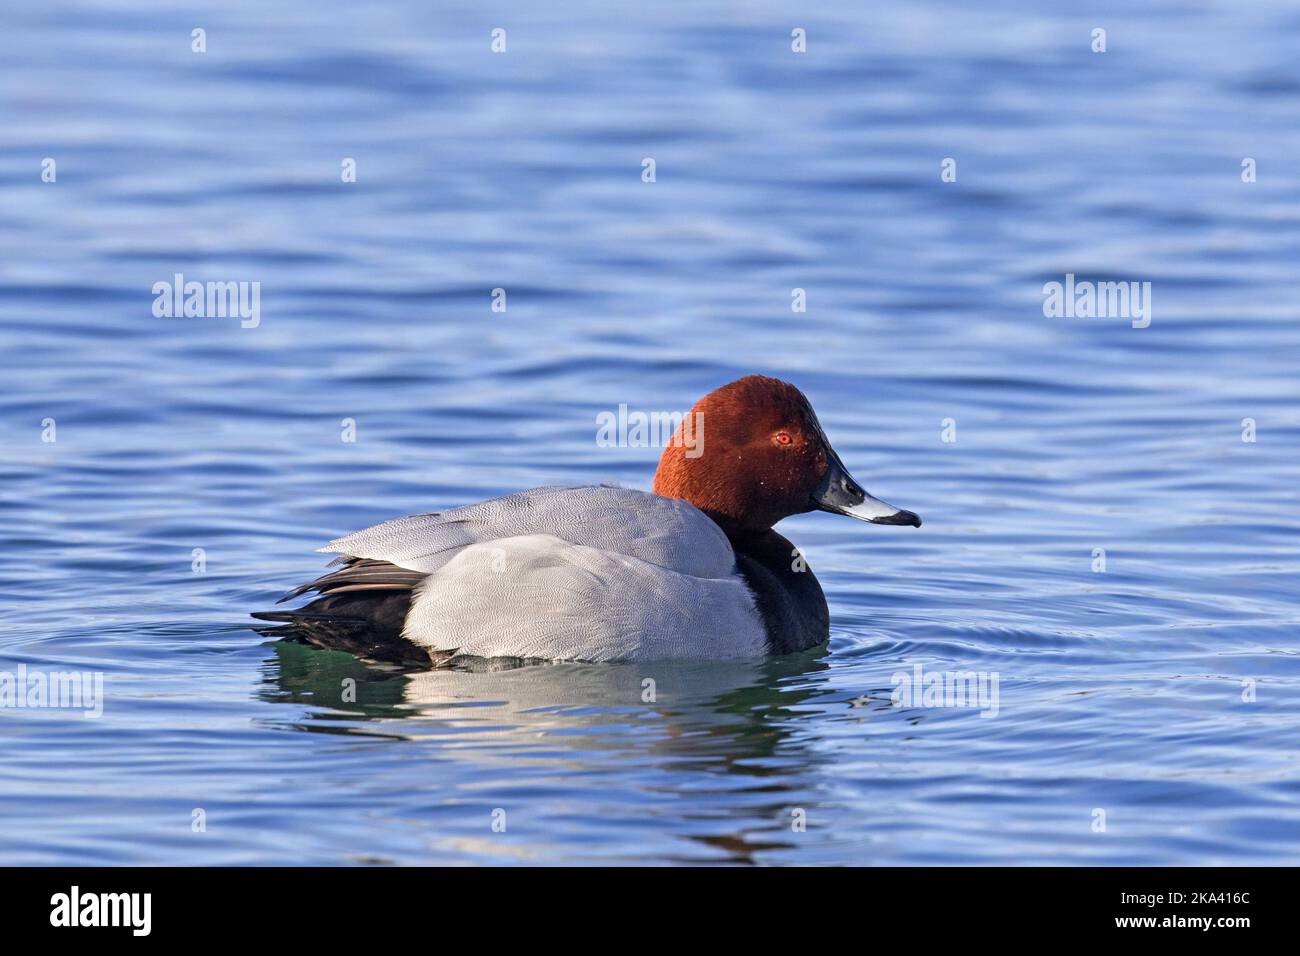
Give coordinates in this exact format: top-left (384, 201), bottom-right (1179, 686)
top-left (253, 559), bottom-right (440, 666)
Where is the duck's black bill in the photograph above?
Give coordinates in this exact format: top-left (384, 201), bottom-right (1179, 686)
top-left (811, 451), bottom-right (922, 528)
top-left (865, 508), bottom-right (924, 527)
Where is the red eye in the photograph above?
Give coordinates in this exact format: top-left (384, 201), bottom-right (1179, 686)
top-left (773, 431), bottom-right (793, 446)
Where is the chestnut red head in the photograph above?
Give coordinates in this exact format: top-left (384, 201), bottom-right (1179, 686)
top-left (652, 375), bottom-right (921, 535)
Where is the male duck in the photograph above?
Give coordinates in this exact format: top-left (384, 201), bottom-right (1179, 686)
top-left (254, 375), bottom-right (920, 665)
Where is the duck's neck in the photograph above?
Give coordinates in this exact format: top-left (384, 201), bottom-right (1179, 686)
top-left (726, 527), bottom-right (830, 654)
top-left (653, 451), bottom-right (775, 536)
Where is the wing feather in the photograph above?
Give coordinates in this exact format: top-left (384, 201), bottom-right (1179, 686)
top-left (320, 485), bottom-right (736, 579)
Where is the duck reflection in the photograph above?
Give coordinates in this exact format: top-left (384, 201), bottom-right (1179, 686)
top-left (259, 640), bottom-right (836, 863)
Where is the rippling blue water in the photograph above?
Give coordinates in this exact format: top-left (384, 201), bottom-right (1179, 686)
top-left (2, 0), bottom-right (1299, 865)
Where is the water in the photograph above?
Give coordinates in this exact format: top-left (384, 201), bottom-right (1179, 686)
top-left (2, 0), bottom-right (1299, 865)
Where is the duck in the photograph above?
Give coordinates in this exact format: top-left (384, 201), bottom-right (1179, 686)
top-left (253, 375), bottom-right (920, 665)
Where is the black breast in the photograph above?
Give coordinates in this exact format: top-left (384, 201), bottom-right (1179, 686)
top-left (730, 530), bottom-right (830, 654)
